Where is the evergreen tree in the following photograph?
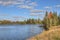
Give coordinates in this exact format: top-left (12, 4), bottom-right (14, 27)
top-left (43, 11), bottom-right (49, 30)
top-left (58, 14), bottom-right (60, 25)
top-left (53, 12), bottom-right (58, 26)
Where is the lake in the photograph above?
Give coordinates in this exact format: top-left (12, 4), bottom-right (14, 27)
top-left (0, 24), bottom-right (44, 40)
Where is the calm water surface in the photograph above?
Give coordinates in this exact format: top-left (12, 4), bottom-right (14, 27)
top-left (0, 24), bottom-right (44, 40)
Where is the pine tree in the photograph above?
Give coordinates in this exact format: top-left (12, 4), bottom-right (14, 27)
top-left (48, 11), bottom-right (53, 27)
top-left (53, 12), bottom-right (58, 26)
top-left (43, 11), bottom-right (49, 30)
top-left (58, 14), bottom-right (60, 25)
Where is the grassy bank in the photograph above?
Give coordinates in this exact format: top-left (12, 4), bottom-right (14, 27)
top-left (27, 25), bottom-right (60, 40)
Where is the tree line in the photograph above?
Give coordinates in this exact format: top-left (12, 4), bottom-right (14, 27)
top-left (0, 11), bottom-right (60, 28)
top-left (0, 19), bottom-right (42, 24)
top-left (42, 11), bottom-right (60, 30)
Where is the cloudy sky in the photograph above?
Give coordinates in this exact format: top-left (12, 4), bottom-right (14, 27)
top-left (0, 0), bottom-right (60, 21)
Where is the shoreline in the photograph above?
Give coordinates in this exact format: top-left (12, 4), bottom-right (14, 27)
top-left (27, 25), bottom-right (60, 40)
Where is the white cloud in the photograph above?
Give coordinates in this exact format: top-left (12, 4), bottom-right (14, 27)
top-left (30, 9), bottom-right (44, 13)
top-left (17, 5), bottom-right (34, 9)
top-left (30, 13), bottom-right (43, 16)
top-left (28, 2), bottom-right (37, 6)
top-left (55, 5), bottom-right (60, 8)
top-left (44, 6), bottom-right (52, 9)
top-left (13, 16), bottom-right (27, 19)
top-left (0, 14), bottom-right (8, 16)
top-left (0, 0), bottom-right (24, 6)
top-left (0, 0), bottom-right (37, 9)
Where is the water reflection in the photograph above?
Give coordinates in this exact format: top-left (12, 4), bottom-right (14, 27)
top-left (0, 24), bottom-right (44, 40)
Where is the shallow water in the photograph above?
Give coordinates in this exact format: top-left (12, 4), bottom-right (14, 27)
top-left (0, 24), bottom-right (44, 40)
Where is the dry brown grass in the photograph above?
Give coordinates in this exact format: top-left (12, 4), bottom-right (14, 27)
top-left (27, 25), bottom-right (60, 40)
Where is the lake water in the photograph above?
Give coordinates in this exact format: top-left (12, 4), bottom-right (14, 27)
top-left (0, 24), bottom-right (44, 40)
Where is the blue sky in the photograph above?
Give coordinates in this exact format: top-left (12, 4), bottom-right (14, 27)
top-left (0, 0), bottom-right (60, 21)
